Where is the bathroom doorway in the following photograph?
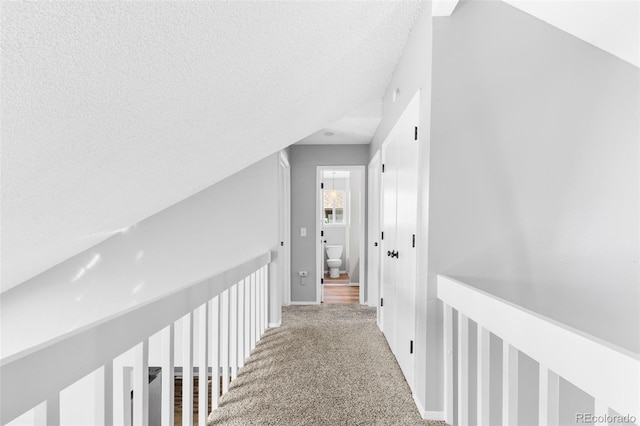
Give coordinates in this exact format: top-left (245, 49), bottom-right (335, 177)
top-left (315, 166), bottom-right (366, 304)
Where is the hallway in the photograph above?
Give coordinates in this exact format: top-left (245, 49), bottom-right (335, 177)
top-left (208, 305), bottom-right (441, 425)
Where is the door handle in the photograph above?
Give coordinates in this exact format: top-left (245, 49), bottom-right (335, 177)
top-left (374, 242), bottom-right (378, 247)
top-left (387, 250), bottom-right (392, 257)
top-left (391, 250), bottom-right (399, 258)
top-left (323, 240), bottom-right (327, 243)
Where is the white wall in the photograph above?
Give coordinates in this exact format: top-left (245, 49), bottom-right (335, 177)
top-left (430, 0), bottom-right (639, 355)
top-left (430, 3), bottom-right (639, 422)
top-left (1, 153), bottom-right (280, 359)
top-left (372, 0), bottom-right (639, 419)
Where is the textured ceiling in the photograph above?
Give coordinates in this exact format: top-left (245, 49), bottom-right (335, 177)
top-left (1, 1), bottom-right (422, 291)
top-left (296, 99), bottom-right (382, 145)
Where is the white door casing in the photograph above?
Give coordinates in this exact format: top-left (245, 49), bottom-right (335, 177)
top-left (367, 152), bottom-right (382, 313)
top-left (315, 166), bottom-right (366, 304)
top-left (278, 151), bottom-right (291, 306)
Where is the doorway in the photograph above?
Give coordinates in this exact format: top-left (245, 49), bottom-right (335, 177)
top-left (315, 166), bottom-right (366, 304)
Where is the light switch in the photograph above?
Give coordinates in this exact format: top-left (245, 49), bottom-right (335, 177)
top-left (300, 227), bottom-right (307, 237)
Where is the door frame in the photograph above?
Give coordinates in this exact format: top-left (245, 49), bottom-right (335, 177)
top-left (367, 151), bottom-right (382, 316)
top-left (278, 151), bottom-right (292, 306)
top-left (315, 165), bottom-right (366, 304)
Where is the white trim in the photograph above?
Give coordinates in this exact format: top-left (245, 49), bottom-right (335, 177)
top-left (268, 322), bottom-right (281, 328)
top-left (289, 301), bottom-right (320, 306)
top-left (423, 411), bottom-right (446, 421)
top-left (278, 150), bottom-right (291, 307)
top-left (412, 393), bottom-right (445, 421)
top-left (367, 150), bottom-right (381, 311)
top-left (316, 165), bottom-right (366, 305)
top-left (349, 282), bottom-right (359, 287)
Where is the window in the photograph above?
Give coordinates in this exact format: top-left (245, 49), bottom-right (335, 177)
top-left (323, 189), bottom-right (345, 224)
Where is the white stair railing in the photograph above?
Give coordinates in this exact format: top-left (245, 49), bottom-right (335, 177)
top-left (438, 275), bottom-right (640, 426)
top-left (1, 251), bottom-right (274, 426)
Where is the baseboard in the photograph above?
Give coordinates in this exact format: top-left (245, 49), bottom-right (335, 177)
top-left (289, 301), bottom-right (320, 305)
top-left (268, 322), bottom-right (281, 328)
top-left (349, 282), bottom-right (359, 287)
top-left (412, 393), bottom-right (445, 421)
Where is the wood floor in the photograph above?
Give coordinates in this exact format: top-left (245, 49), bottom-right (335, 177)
top-left (323, 272), bottom-right (350, 284)
top-left (323, 284), bottom-right (359, 304)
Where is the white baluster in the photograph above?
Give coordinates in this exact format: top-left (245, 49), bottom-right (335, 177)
top-left (95, 362), bottom-right (114, 426)
top-left (237, 279), bottom-right (245, 368)
top-left (443, 304), bottom-right (453, 425)
top-left (251, 273), bottom-right (257, 351)
top-left (121, 367), bottom-right (133, 426)
top-left (197, 303), bottom-right (209, 426)
top-left (260, 267), bottom-right (265, 335)
top-left (502, 342), bottom-right (518, 426)
top-left (539, 364), bottom-right (559, 426)
top-left (182, 313), bottom-right (193, 426)
top-left (230, 284), bottom-right (238, 381)
top-left (458, 312), bottom-right (469, 426)
top-left (477, 325), bottom-right (490, 426)
top-left (244, 278), bottom-right (251, 358)
top-left (133, 340), bottom-right (149, 426)
top-left (34, 395), bottom-right (60, 426)
top-left (161, 324), bottom-right (174, 426)
top-left (262, 266), bottom-right (268, 334)
top-left (221, 290), bottom-right (230, 394)
top-left (211, 297), bottom-right (220, 410)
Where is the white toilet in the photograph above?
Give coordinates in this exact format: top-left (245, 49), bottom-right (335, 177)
top-left (325, 245), bottom-right (343, 278)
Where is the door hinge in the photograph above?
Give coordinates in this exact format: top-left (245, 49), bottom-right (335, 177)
top-left (381, 231), bottom-right (384, 240)
top-left (382, 164), bottom-right (385, 173)
top-left (321, 230), bottom-right (324, 237)
top-left (412, 234), bottom-right (415, 248)
top-left (414, 126), bottom-right (418, 141)
top-left (321, 278), bottom-right (324, 284)
top-left (321, 182), bottom-right (324, 189)
top-left (380, 298), bottom-right (384, 307)
top-left (410, 340), bottom-right (414, 354)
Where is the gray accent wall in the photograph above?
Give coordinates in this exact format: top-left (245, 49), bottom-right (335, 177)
top-left (289, 144), bottom-right (369, 302)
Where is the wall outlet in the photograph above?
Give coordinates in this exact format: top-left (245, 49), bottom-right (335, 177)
top-left (300, 227), bottom-right (307, 237)
top-left (298, 271), bottom-right (308, 277)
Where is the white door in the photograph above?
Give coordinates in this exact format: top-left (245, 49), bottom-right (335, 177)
top-left (393, 112), bottom-right (419, 388)
top-left (379, 92), bottom-right (420, 388)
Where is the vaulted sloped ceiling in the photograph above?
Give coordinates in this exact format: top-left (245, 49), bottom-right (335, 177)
top-left (1, 1), bottom-right (422, 291)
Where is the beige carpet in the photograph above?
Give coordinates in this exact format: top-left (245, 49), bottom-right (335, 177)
top-left (208, 304), bottom-right (444, 425)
